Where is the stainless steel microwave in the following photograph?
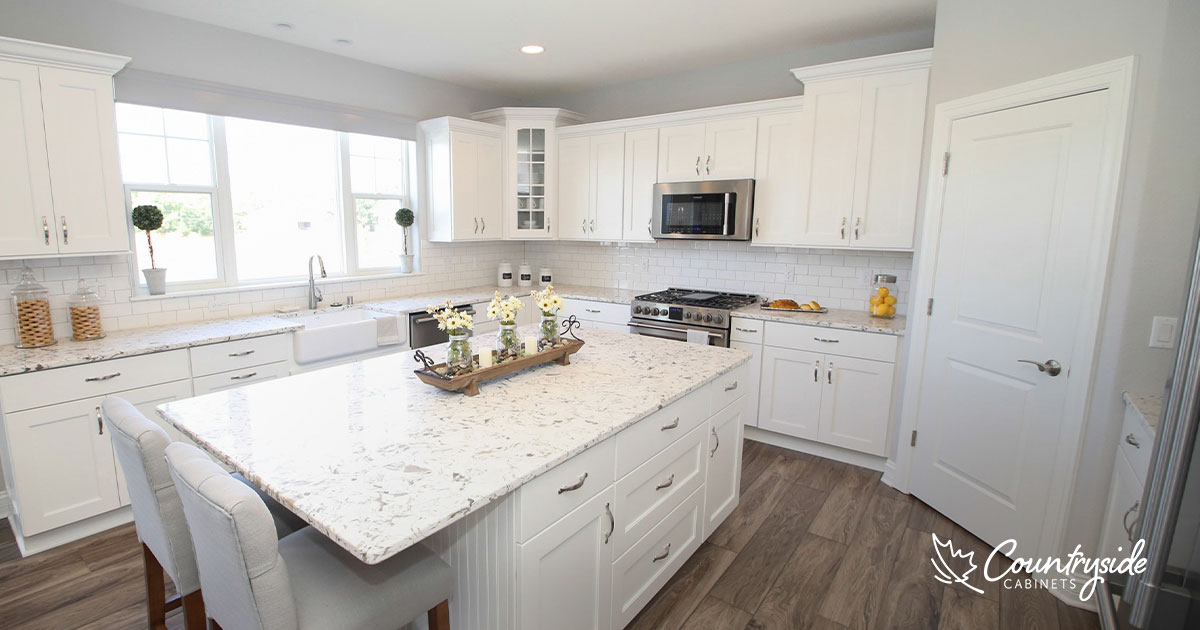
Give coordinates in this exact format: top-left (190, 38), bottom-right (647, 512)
top-left (651, 179), bottom-right (755, 240)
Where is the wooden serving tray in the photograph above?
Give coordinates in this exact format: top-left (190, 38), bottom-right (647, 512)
top-left (414, 339), bottom-right (584, 396)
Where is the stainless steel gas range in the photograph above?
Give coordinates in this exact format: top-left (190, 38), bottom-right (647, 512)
top-left (628, 288), bottom-right (759, 347)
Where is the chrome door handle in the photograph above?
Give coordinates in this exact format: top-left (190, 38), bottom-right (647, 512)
top-left (582, 218), bottom-right (587, 233)
top-left (724, 381), bottom-right (738, 392)
top-left (546, 219), bottom-right (551, 232)
top-left (661, 417), bottom-right (679, 431)
top-left (61, 216), bottom-right (68, 244)
top-left (854, 217), bottom-right (861, 240)
top-left (85, 372), bottom-right (121, 382)
top-left (230, 372), bottom-right (258, 381)
top-left (655, 474), bottom-right (675, 491)
top-left (1125, 434), bottom-right (1141, 448)
top-left (695, 156), bottom-right (701, 176)
top-left (710, 426), bottom-right (719, 457)
top-left (557, 472), bottom-right (588, 494)
top-left (480, 217), bottom-right (485, 233)
top-left (589, 218), bottom-right (595, 232)
top-left (474, 217), bottom-right (479, 233)
top-left (814, 360), bottom-right (820, 382)
top-left (705, 156), bottom-right (711, 175)
top-left (652, 543), bottom-right (671, 563)
top-left (228, 350), bottom-right (256, 357)
top-left (96, 407), bottom-right (103, 435)
top-left (840, 217), bottom-right (846, 240)
top-left (1123, 500), bottom-right (1140, 541)
top-left (1017, 359), bottom-right (1062, 376)
top-left (647, 219), bottom-right (652, 236)
top-left (827, 362), bottom-right (834, 384)
top-left (42, 217), bottom-right (50, 245)
top-left (754, 218), bottom-right (760, 238)
top-left (603, 502), bottom-right (614, 544)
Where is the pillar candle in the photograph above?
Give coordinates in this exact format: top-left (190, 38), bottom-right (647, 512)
top-left (478, 349), bottom-right (493, 368)
top-left (524, 336), bottom-right (537, 355)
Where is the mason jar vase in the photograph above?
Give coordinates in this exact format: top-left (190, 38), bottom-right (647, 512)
top-left (446, 333), bottom-right (474, 374)
top-left (496, 323), bottom-right (522, 363)
top-left (538, 314), bottom-right (560, 350)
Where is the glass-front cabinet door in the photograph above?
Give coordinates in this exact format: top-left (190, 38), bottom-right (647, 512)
top-left (516, 127), bottom-right (547, 233)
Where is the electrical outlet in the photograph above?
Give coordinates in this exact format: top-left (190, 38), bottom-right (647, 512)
top-left (857, 268), bottom-right (875, 287)
top-left (783, 266), bottom-right (795, 283)
top-left (1150, 316), bottom-right (1178, 349)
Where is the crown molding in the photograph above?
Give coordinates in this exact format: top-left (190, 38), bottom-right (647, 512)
top-left (790, 48), bottom-right (932, 87)
top-left (417, 116), bottom-right (504, 136)
top-left (557, 95), bottom-right (805, 136)
top-left (470, 107), bottom-right (586, 126)
top-left (0, 36), bottom-right (130, 75)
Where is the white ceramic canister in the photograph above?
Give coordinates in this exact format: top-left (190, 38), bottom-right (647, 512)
top-left (518, 263), bottom-right (533, 288)
top-left (498, 261), bottom-right (513, 287)
top-left (539, 267), bottom-right (552, 286)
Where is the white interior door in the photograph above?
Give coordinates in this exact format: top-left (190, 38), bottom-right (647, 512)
top-left (910, 89), bottom-right (1110, 552)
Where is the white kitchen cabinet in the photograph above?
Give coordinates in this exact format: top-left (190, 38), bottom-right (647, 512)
top-left (816, 355), bottom-right (895, 456)
top-left (758, 346), bottom-right (825, 440)
top-left (556, 131), bottom-right (625, 241)
top-left (790, 50), bottom-right (931, 250)
top-left (418, 117), bottom-right (504, 242)
top-left (1099, 447), bottom-right (1143, 562)
top-left (657, 117), bottom-right (757, 183)
top-left (192, 362), bottom-right (291, 396)
top-left (517, 487), bottom-right (614, 630)
top-left (622, 128), bottom-right (658, 242)
top-left (0, 38), bottom-right (130, 259)
top-left (703, 399), bottom-right (743, 538)
top-left (751, 110), bottom-right (805, 245)
top-left (729, 340), bottom-right (763, 426)
top-left (112, 380), bottom-right (196, 502)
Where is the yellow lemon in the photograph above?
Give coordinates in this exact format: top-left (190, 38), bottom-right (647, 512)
top-left (877, 287), bottom-right (890, 298)
top-left (886, 305), bottom-right (897, 316)
top-left (884, 296), bottom-right (897, 306)
top-left (869, 295), bottom-right (883, 305)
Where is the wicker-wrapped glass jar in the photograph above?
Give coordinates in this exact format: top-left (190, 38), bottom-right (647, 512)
top-left (12, 268), bottom-right (56, 348)
top-left (68, 280), bottom-right (105, 341)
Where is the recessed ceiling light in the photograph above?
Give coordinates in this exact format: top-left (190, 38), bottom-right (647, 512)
top-left (273, 22), bottom-right (293, 31)
top-left (334, 38), bottom-right (353, 46)
top-left (520, 44), bottom-right (545, 55)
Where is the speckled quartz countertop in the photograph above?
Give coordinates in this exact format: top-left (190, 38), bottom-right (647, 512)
top-left (158, 328), bottom-right (749, 565)
top-left (1124, 391), bottom-right (1163, 433)
top-left (732, 305), bottom-right (906, 336)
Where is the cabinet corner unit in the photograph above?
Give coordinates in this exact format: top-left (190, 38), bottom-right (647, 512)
top-left (417, 116), bottom-right (505, 242)
top-left (471, 107), bottom-right (585, 240)
top-left (0, 36), bottom-right (131, 259)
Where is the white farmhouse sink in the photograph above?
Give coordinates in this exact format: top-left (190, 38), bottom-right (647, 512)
top-left (284, 308), bottom-right (400, 365)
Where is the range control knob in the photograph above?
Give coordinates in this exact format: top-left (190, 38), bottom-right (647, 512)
top-left (652, 308), bottom-right (661, 316)
top-left (704, 314), bottom-right (713, 323)
top-left (633, 305), bottom-right (642, 314)
top-left (714, 315), bottom-right (724, 324)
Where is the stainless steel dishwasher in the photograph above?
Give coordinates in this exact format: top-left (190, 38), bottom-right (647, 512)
top-left (408, 303), bottom-right (476, 349)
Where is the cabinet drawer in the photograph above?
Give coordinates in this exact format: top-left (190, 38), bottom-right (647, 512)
top-left (0, 349), bottom-right (190, 413)
top-left (615, 390), bottom-right (708, 478)
top-left (189, 334), bottom-right (292, 377)
top-left (612, 423), bottom-right (706, 556)
top-left (612, 487), bottom-right (704, 629)
top-left (192, 362), bottom-right (291, 396)
top-left (730, 318), bottom-right (764, 344)
top-left (1120, 404), bottom-right (1154, 486)
top-left (517, 437), bottom-right (616, 542)
top-left (764, 321), bottom-right (898, 362)
top-left (710, 363), bottom-right (748, 411)
top-left (561, 299), bottom-right (628, 326)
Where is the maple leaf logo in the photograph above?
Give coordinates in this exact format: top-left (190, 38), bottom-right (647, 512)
top-left (931, 533), bottom-right (985, 594)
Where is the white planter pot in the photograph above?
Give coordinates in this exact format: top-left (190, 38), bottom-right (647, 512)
top-left (399, 255), bottom-right (414, 273)
top-left (142, 268), bottom-right (167, 295)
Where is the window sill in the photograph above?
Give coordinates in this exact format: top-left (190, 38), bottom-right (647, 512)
top-left (129, 271), bottom-right (428, 302)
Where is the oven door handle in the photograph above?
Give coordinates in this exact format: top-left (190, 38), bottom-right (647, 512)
top-left (628, 322), bottom-right (722, 338)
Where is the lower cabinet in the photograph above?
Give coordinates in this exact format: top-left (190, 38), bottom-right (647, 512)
top-left (758, 346), bottom-right (824, 440)
top-left (192, 361), bottom-right (291, 396)
top-left (817, 356), bottom-right (895, 456)
top-left (704, 401), bottom-right (743, 538)
top-left (611, 488), bottom-right (705, 629)
top-left (728, 341), bottom-right (762, 426)
top-left (559, 298), bottom-right (630, 334)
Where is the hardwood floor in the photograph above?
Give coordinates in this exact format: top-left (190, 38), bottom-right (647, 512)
top-left (0, 439), bottom-right (1102, 630)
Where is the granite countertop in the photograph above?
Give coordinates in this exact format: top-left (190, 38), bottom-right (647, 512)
top-left (1124, 391), bottom-right (1163, 433)
top-left (158, 328), bottom-right (750, 565)
top-left (732, 305), bottom-right (907, 336)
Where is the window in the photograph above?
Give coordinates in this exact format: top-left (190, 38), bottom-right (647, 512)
top-left (115, 104), bottom-right (416, 292)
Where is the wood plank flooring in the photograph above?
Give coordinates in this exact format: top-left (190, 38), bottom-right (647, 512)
top-left (0, 439), bottom-right (1101, 630)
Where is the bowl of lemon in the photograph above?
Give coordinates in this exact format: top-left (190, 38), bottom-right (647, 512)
top-left (869, 287), bottom-right (898, 318)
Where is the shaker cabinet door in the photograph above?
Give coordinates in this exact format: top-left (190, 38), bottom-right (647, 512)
top-left (557, 135), bottom-right (591, 239)
top-left (729, 340), bottom-right (763, 427)
top-left (622, 128), bottom-right (658, 242)
top-left (796, 77), bottom-right (862, 247)
top-left (475, 132), bottom-right (504, 239)
top-left (702, 116), bottom-right (757, 180)
top-left (817, 355), bottom-right (894, 456)
top-left (656, 123), bottom-right (707, 183)
top-left (703, 401), bottom-right (744, 538)
top-left (590, 132), bottom-right (626, 241)
top-left (757, 346), bottom-right (824, 440)
top-left (0, 60), bottom-right (56, 258)
top-left (751, 111), bottom-right (804, 245)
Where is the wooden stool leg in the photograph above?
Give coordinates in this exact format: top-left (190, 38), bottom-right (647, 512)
top-left (182, 590), bottom-right (207, 630)
top-left (428, 599), bottom-right (450, 630)
top-left (143, 544), bottom-right (168, 630)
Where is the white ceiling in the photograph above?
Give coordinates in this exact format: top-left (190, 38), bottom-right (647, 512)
top-left (108, 0), bottom-right (935, 98)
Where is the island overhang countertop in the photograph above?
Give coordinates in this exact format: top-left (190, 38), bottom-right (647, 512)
top-left (157, 329), bottom-right (749, 564)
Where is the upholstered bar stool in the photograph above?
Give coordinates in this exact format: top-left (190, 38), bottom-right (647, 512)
top-left (164, 441), bottom-right (454, 630)
top-left (104, 398), bottom-right (309, 630)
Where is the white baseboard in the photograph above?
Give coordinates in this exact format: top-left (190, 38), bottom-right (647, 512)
top-left (10, 506), bottom-right (132, 557)
top-left (0, 491), bottom-right (9, 520)
top-left (880, 460), bottom-right (901, 491)
top-left (745, 425), bottom-right (887, 472)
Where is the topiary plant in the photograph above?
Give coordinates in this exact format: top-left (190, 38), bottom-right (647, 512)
top-left (395, 207), bottom-right (415, 256)
top-left (132, 205), bottom-right (164, 268)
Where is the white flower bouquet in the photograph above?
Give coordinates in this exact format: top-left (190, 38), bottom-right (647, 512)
top-left (425, 300), bottom-right (475, 336)
top-left (531, 284), bottom-right (565, 316)
top-left (487, 291), bottom-right (525, 325)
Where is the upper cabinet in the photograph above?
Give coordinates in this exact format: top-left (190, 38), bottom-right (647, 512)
top-left (472, 107), bottom-right (585, 240)
top-left (657, 117), bottom-right (757, 183)
top-left (557, 131), bottom-right (625, 241)
top-left (782, 49), bottom-right (931, 250)
top-left (418, 117), bottom-right (504, 242)
top-left (622, 128), bottom-right (658, 242)
top-left (0, 37), bottom-right (130, 259)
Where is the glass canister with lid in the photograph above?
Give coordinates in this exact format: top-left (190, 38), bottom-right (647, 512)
top-left (68, 280), bottom-right (105, 341)
top-left (11, 267), bottom-right (56, 348)
top-left (868, 273), bottom-right (898, 318)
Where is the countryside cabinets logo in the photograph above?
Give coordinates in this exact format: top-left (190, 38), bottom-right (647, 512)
top-left (930, 533), bottom-right (1148, 601)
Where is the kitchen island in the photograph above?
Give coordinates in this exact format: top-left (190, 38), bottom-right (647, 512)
top-left (158, 328), bottom-right (749, 630)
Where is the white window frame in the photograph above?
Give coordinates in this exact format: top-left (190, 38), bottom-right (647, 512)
top-left (120, 106), bottom-right (418, 294)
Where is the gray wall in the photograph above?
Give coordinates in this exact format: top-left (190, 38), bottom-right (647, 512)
top-left (530, 28), bottom-right (934, 122)
top-left (0, 0), bottom-right (511, 138)
top-left (918, 0), bottom-right (1200, 559)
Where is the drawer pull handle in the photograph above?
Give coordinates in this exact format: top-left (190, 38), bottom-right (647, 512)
top-left (96, 406), bottom-right (103, 435)
top-left (724, 381), bottom-right (738, 392)
top-left (1125, 433), bottom-right (1141, 448)
top-left (1123, 500), bottom-right (1141, 541)
top-left (85, 372), bottom-right (121, 382)
top-left (655, 474), bottom-right (675, 491)
top-left (652, 543), bottom-right (671, 563)
top-left (710, 427), bottom-right (720, 457)
top-left (661, 418), bottom-right (680, 431)
top-left (228, 350), bottom-right (256, 357)
top-left (735, 327), bottom-right (758, 333)
top-left (585, 309), bottom-right (601, 314)
top-left (604, 502), bottom-right (614, 544)
top-left (814, 337), bottom-right (840, 343)
top-left (230, 372), bottom-right (258, 381)
top-left (557, 472), bottom-right (588, 494)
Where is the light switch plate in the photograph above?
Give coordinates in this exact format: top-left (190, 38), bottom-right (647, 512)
top-left (1150, 316), bottom-right (1178, 349)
